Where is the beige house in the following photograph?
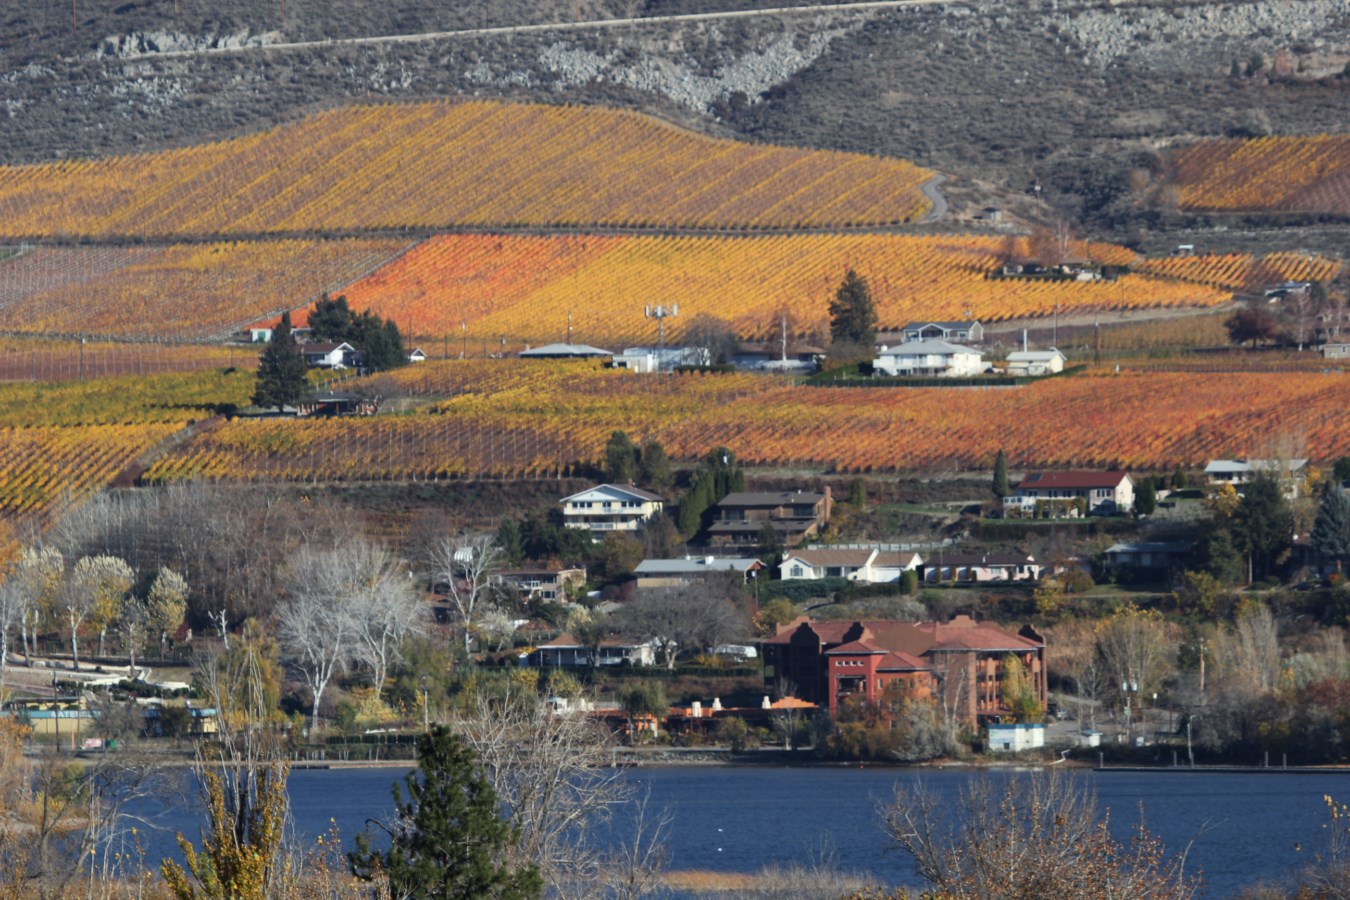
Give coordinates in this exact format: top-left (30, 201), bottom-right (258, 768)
top-left (1005, 348), bottom-right (1066, 376)
top-left (561, 484), bottom-right (665, 538)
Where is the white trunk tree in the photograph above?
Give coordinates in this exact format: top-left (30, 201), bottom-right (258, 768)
top-left (428, 533), bottom-right (502, 656)
top-left (67, 555), bottom-right (133, 671)
top-left (0, 580), bottom-right (27, 688)
top-left (345, 545), bottom-right (426, 697)
top-left (145, 567), bottom-right (189, 660)
top-left (11, 546), bottom-right (64, 662)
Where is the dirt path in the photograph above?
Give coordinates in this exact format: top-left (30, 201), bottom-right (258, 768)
top-left (919, 173), bottom-right (949, 224)
top-left (118, 0), bottom-right (961, 61)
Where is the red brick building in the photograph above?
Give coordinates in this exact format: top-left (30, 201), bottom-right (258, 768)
top-left (761, 615), bottom-right (1047, 725)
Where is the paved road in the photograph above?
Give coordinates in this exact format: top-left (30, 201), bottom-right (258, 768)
top-left (919, 173), bottom-right (949, 223)
top-left (119, 0), bottom-right (963, 61)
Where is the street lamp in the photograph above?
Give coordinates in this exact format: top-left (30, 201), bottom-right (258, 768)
top-left (1122, 679), bottom-right (1138, 743)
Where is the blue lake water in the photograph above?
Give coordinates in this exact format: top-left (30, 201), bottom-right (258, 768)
top-left (125, 765), bottom-right (1346, 897)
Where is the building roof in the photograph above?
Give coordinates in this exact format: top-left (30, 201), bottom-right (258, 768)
top-left (495, 567), bottom-right (584, 578)
top-left (1204, 458), bottom-right (1308, 475)
top-left (562, 483), bottom-right (666, 504)
top-left (876, 339), bottom-right (982, 357)
top-left (303, 341), bottom-right (353, 353)
top-left (764, 616), bottom-right (1042, 658)
top-left (935, 552), bottom-right (1037, 568)
top-left (1006, 349), bottom-right (1066, 362)
top-left (634, 557), bottom-right (762, 575)
top-left (519, 343), bottom-right (614, 358)
top-left (1016, 471), bottom-right (1130, 490)
top-left (782, 548), bottom-right (878, 568)
top-left (536, 632), bottom-right (648, 650)
top-left (738, 342), bottom-right (828, 357)
top-left (1104, 542), bottom-right (1192, 555)
top-left (901, 321), bottom-right (981, 331)
top-left (717, 491), bottom-right (826, 508)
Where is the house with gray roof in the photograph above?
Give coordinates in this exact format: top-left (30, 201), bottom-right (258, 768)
top-left (873, 339), bottom-right (985, 377)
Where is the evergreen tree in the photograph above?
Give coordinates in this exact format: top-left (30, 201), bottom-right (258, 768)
top-left (1232, 474), bottom-right (1293, 581)
top-left (1333, 456), bottom-right (1350, 486)
top-left (1135, 480), bottom-right (1157, 516)
top-left (1194, 527), bottom-right (1244, 586)
top-left (638, 439), bottom-right (673, 491)
top-left (496, 519), bottom-right (523, 566)
top-left (828, 269), bottom-right (878, 347)
top-left (251, 311), bottom-right (310, 412)
top-left (1311, 488), bottom-right (1350, 568)
top-left (350, 726), bottom-right (541, 900)
top-left (308, 293), bottom-right (353, 341)
top-left (603, 431), bottom-right (639, 483)
top-left (307, 294), bottom-right (407, 372)
top-left (992, 450), bottom-right (1010, 500)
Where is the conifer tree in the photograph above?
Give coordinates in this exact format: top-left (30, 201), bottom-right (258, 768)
top-left (351, 726), bottom-right (541, 899)
top-left (828, 268), bottom-right (878, 347)
top-left (1311, 488), bottom-right (1350, 569)
top-left (992, 449), bottom-right (1010, 499)
top-left (251, 312), bottom-right (309, 412)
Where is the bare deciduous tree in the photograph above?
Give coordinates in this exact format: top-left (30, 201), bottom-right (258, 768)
top-left (345, 548), bottom-right (426, 696)
top-left (615, 582), bottom-right (750, 669)
top-left (279, 544), bottom-right (360, 731)
top-left (428, 533), bottom-right (503, 656)
top-left (881, 769), bottom-right (1200, 899)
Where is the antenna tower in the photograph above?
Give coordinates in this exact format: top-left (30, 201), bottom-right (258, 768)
top-left (644, 304), bottom-right (678, 352)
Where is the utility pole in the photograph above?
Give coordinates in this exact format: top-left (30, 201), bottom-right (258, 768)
top-left (644, 304), bottom-right (678, 353)
top-left (460, 321), bottom-right (467, 359)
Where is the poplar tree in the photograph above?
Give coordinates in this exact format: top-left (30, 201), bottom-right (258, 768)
top-left (992, 449), bottom-right (1010, 499)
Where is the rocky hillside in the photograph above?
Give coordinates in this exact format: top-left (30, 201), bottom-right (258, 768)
top-left (2, 0), bottom-right (1349, 239)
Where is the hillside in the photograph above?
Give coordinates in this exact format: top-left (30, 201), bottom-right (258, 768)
top-left (2, 0), bottom-right (1349, 245)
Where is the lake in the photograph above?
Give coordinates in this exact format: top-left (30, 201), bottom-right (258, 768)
top-left (124, 764), bottom-right (1345, 897)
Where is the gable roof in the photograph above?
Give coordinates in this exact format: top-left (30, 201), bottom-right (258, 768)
top-left (1006, 349), bottom-right (1066, 362)
top-left (1016, 471), bottom-right (1130, 490)
top-left (876, 339), bottom-right (982, 356)
top-left (519, 343), bottom-right (613, 358)
top-left (782, 548), bottom-right (878, 568)
top-left (764, 615), bottom-right (1043, 658)
top-left (634, 557), bottom-right (762, 575)
top-left (1204, 458), bottom-right (1309, 475)
top-left (302, 341), bottom-right (353, 354)
top-left (562, 483), bottom-right (666, 504)
top-left (901, 321), bottom-right (981, 331)
top-left (717, 490), bottom-right (825, 508)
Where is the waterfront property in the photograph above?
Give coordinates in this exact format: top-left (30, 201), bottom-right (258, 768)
top-left (760, 615), bottom-right (1047, 724)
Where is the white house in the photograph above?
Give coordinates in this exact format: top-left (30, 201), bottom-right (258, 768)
top-left (302, 341), bottom-right (356, 369)
top-left (1004, 471), bottom-right (1135, 516)
top-left (1322, 343), bottom-right (1350, 359)
top-left (561, 484), bottom-right (665, 538)
top-left (519, 343), bottom-right (614, 359)
top-left (779, 547), bottom-right (923, 584)
top-left (1005, 348), bottom-right (1066, 376)
top-left (528, 633), bottom-right (657, 667)
top-left (611, 346), bottom-right (707, 373)
top-left (873, 340), bottom-right (984, 377)
top-left (987, 723), bottom-right (1045, 753)
top-left (407, 348), bottom-right (427, 363)
top-left (923, 552), bottom-right (1041, 583)
top-left (899, 321), bottom-right (985, 344)
top-left (1205, 458), bottom-right (1309, 499)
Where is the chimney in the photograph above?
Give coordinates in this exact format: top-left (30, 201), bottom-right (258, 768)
top-left (712, 697), bottom-right (723, 712)
top-left (761, 696), bottom-right (772, 710)
top-left (691, 701), bottom-right (702, 719)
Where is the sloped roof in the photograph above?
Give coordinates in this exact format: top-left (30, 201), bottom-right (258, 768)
top-left (936, 552), bottom-right (1036, 568)
top-left (1007, 349), bottom-right (1065, 362)
top-left (562, 483), bottom-right (666, 504)
top-left (1016, 471), bottom-right (1130, 490)
top-left (901, 321), bottom-right (981, 331)
top-left (763, 616), bottom-right (1043, 658)
top-left (634, 557), bottom-right (761, 575)
top-left (783, 548), bottom-right (877, 568)
top-left (876, 339), bottom-right (982, 356)
top-left (519, 343), bottom-right (613, 358)
top-left (717, 491), bottom-right (826, 508)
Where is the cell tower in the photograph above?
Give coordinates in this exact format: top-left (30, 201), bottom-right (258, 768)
top-left (644, 304), bottom-right (678, 352)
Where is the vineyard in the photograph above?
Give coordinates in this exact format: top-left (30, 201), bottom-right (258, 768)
top-left (142, 360), bottom-right (1350, 482)
top-left (1135, 251), bottom-right (1342, 293)
top-left (0, 369), bottom-right (255, 426)
top-left (0, 239), bottom-right (409, 340)
top-left (0, 100), bottom-right (933, 239)
top-left (1170, 135), bottom-right (1350, 214)
top-left (0, 338), bottom-right (253, 381)
top-left (310, 233), bottom-right (1224, 346)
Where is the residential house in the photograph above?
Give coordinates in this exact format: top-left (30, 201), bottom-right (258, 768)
top-left (706, 489), bottom-right (832, 549)
top-left (297, 392), bottom-right (379, 417)
top-left (491, 567), bottom-right (586, 603)
top-left (922, 552), bottom-right (1040, 583)
top-left (632, 557), bottom-right (763, 589)
top-left (733, 342), bottom-right (826, 372)
top-left (528, 633), bottom-right (656, 667)
top-left (1005, 348), bottom-right (1066, 376)
top-left (760, 615), bottom-right (1047, 724)
top-left (301, 341), bottom-right (357, 369)
top-left (779, 546), bottom-right (923, 584)
top-left (1103, 541), bottom-right (1192, 572)
top-left (519, 343), bottom-right (614, 359)
top-left (872, 340), bottom-right (985, 377)
top-left (899, 321), bottom-right (985, 344)
top-left (561, 484), bottom-right (666, 538)
top-left (407, 348), bottom-right (427, 363)
top-left (611, 346), bottom-right (708, 373)
top-left (1004, 471), bottom-right (1135, 516)
top-left (1205, 458), bottom-right (1309, 499)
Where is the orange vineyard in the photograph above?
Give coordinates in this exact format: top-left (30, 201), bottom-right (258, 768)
top-left (143, 361), bottom-right (1350, 482)
top-left (1170, 135), bottom-right (1350, 214)
top-left (1135, 251), bottom-right (1342, 292)
top-left (318, 233), bottom-right (1224, 345)
top-left (0, 100), bottom-right (933, 239)
top-left (0, 240), bottom-right (408, 340)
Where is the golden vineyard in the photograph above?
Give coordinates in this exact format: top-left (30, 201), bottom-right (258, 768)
top-left (0, 100), bottom-right (933, 238)
top-left (1170, 135), bottom-right (1350, 214)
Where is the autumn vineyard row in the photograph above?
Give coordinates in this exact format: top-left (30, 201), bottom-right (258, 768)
top-left (1171, 135), bottom-right (1350, 215)
top-left (141, 361), bottom-right (1350, 482)
top-left (0, 100), bottom-right (933, 239)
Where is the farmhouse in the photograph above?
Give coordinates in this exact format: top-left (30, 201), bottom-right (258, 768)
top-left (872, 339), bottom-right (984, 377)
top-left (706, 489), bottom-right (832, 549)
top-left (899, 321), bottom-right (985, 343)
top-left (1004, 471), bottom-right (1135, 516)
top-left (779, 546), bottom-right (923, 583)
top-left (301, 341), bottom-right (357, 369)
top-left (1004, 348), bottom-right (1066, 376)
top-left (561, 484), bottom-right (666, 539)
top-left (632, 556), bottom-right (763, 589)
top-left (761, 616), bottom-right (1047, 724)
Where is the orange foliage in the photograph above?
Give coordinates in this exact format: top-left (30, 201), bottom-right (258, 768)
top-left (319, 233), bottom-right (1221, 345)
top-left (0, 101), bottom-right (932, 238)
top-left (143, 361), bottom-right (1350, 481)
top-left (1171, 135), bottom-right (1350, 214)
top-left (1136, 251), bottom-right (1342, 292)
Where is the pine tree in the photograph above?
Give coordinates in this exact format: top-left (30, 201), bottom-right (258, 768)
top-left (992, 449), bottom-right (1010, 499)
top-left (252, 312), bottom-right (309, 412)
top-left (1232, 474), bottom-right (1292, 581)
top-left (603, 431), bottom-right (639, 483)
top-left (1311, 488), bottom-right (1350, 568)
top-left (350, 726), bottom-right (541, 900)
top-left (1135, 480), bottom-right (1157, 516)
top-left (828, 269), bottom-right (878, 347)
top-left (638, 439), bottom-right (672, 491)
